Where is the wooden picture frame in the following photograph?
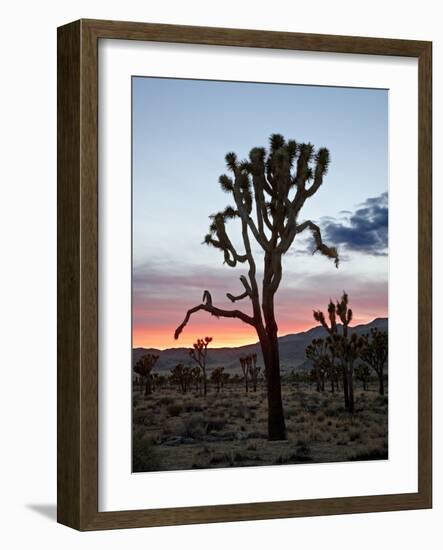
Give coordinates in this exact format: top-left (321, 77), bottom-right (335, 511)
top-left (57, 19), bottom-right (432, 530)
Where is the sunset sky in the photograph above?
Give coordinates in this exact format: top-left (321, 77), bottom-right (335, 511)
top-left (132, 77), bottom-right (388, 349)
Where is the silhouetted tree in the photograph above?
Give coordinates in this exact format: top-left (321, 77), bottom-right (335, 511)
top-left (221, 371), bottom-right (230, 389)
top-left (211, 367), bottom-right (225, 393)
top-left (239, 356), bottom-right (250, 393)
top-left (134, 353), bottom-right (159, 396)
top-left (314, 293), bottom-right (353, 409)
top-left (170, 363), bottom-right (186, 393)
top-left (360, 328), bottom-right (388, 395)
top-left (249, 353), bottom-right (261, 392)
top-left (332, 332), bottom-right (364, 412)
top-left (175, 134), bottom-right (338, 440)
top-left (189, 337), bottom-right (212, 396)
top-left (190, 366), bottom-right (202, 394)
top-left (355, 363), bottom-right (371, 391)
top-left (306, 338), bottom-right (328, 391)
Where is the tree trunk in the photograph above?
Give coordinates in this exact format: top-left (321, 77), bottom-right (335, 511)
top-left (342, 367), bottom-right (349, 409)
top-left (202, 368), bottom-right (207, 396)
top-left (347, 368), bottom-right (354, 413)
top-left (145, 375), bottom-right (152, 396)
top-left (260, 332), bottom-right (286, 441)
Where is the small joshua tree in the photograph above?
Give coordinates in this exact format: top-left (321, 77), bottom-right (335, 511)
top-left (314, 292), bottom-right (353, 409)
top-left (211, 367), bottom-right (225, 393)
top-left (239, 355), bottom-right (251, 393)
top-left (333, 332), bottom-right (364, 412)
top-left (170, 363), bottom-right (186, 393)
top-left (189, 337), bottom-right (212, 396)
top-left (360, 328), bottom-right (388, 395)
top-left (240, 353), bottom-right (260, 393)
top-left (305, 338), bottom-right (328, 392)
top-left (249, 353), bottom-right (261, 392)
top-left (175, 134), bottom-right (339, 441)
top-left (221, 371), bottom-right (230, 390)
top-left (134, 353), bottom-right (159, 396)
top-left (190, 366), bottom-right (202, 394)
top-left (355, 363), bottom-right (371, 391)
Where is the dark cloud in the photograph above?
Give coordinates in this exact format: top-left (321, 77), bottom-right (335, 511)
top-left (323, 192), bottom-right (388, 256)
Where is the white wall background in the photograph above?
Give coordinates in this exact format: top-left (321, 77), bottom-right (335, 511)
top-left (0, 0), bottom-right (440, 547)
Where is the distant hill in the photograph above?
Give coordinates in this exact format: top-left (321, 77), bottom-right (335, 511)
top-left (133, 317), bottom-right (388, 374)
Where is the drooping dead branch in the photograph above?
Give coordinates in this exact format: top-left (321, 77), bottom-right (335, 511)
top-left (174, 290), bottom-right (255, 340)
top-left (294, 220), bottom-right (339, 267)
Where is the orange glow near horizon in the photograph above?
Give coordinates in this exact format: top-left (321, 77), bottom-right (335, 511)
top-left (132, 311), bottom-right (386, 350)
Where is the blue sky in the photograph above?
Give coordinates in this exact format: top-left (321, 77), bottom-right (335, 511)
top-left (132, 77), bottom-right (388, 349)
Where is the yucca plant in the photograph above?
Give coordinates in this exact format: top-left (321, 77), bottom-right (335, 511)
top-left (305, 338), bottom-right (329, 392)
top-left (360, 328), bottom-right (388, 395)
top-left (175, 134), bottom-right (338, 440)
top-left (313, 292), bottom-right (361, 412)
top-left (189, 337), bottom-right (212, 396)
top-left (210, 367), bottom-right (225, 393)
top-left (134, 353), bottom-right (159, 396)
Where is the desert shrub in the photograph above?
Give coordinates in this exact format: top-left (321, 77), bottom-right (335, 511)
top-left (296, 438), bottom-right (311, 455)
top-left (233, 452), bottom-right (249, 462)
top-left (179, 415), bottom-right (207, 438)
top-left (157, 396), bottom-right (174, 406)
top-left (209, 454), bottom-right (226, 465)
top-left (205, 418), bottom-right (227, 433)
top-left (231, 404), bottom-right (248, 418)
top-left (349, 429), bottom-right (361, 442)
top-left (184, 401), bottom-right (204, 413)
top-left (133, 409), bottom-right (157, 426)
top-left (248, 431), bottom-right (267, 439)
top-left (285, 406), bottom-right (299, 419)
top-left (324, 404), bottom-right (342, 417)
top-left (191, 462), bottom-right (206, 469)
top-left (349, 447), bottom-right (388, 461)
top-left (375, 395), bottom-right (388, 407)
top-left (167, 403), bottom-right (183, 416)
top-left (132, 437), bottom-right (161, 472)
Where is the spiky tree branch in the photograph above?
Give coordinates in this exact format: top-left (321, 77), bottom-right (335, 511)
top-left (174, 290), bottom-right (255, 340)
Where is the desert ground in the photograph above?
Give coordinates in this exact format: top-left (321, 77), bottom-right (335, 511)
top-left (132, 376), bottom-right (388, 472)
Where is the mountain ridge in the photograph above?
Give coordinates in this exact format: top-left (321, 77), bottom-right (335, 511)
top-left (133, 317), bottom-right (388, 373)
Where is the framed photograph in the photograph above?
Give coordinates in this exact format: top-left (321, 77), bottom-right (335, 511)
top-left (57, 19), bottom-right (432, 530)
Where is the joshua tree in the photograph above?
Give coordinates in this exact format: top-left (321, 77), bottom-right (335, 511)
top-left (333, 332), bottom-right (364, 412)
top-left (189, 337), bottom-right (212, 396)
top-left (360, 328), bottom-right (388, 395)
top-left (305, 338), bottom-right (328, 392)
top-left (170, 363), bottom-right (186, 393)
top-left (355, 363), bottom-right (371, 391)
top-left (134, 353), bottom-right (159, 396)
top-left (175, 134), bottom-right (338, 440)
top-left (249, 353), bottom-right (261, 392)
top-left (239, 356), bottom-right (251, 393)
top-left (314, 293), bottom-right (352, 409)
top-left (211, 367), bottom-right (225, 393)
top-left (190, 366), bottom-right (202, 394)
top-left (240, 353), bottom-right (260, 392)
top-left (221, 371), bottom-right (230, 390)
